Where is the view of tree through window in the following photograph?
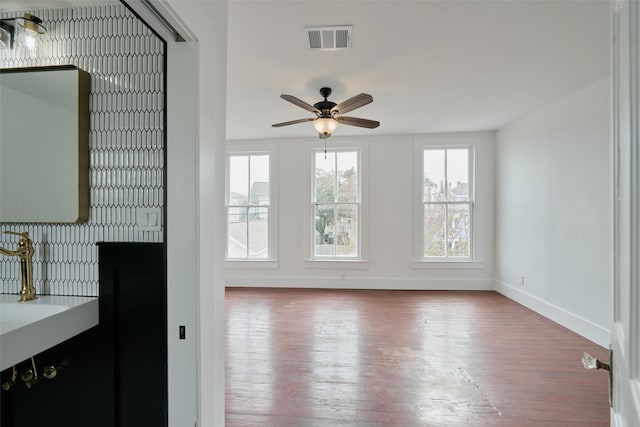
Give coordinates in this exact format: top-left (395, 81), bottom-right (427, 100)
top-left (227, 154), bottom-right (270, 259)
top-left (314, 151), bottom-right (359, 258)
top-left (423, 148), bottom-right (472, 258)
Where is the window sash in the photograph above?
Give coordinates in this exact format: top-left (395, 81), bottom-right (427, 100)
top-left (313, 150), bottom-right (360, 204)
top-left (227, 206), bottom-right (270, 259)
top-left (226, 154), bottom-right (271, 206)
top-left (423, 201), bottom-right (472, 258)
top-left (313, 202), bottom-right (359, 258)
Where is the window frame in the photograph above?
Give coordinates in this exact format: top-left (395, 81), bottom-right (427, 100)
top-left (414, 137), bottom-right (476, 263)
top-left (225, 144), bottom-right (278, 267)
top-left (305, 140), bottom-right (368, 265)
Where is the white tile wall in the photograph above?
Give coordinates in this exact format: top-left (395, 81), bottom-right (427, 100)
top-left (0, 5), bottom-right (164, 296)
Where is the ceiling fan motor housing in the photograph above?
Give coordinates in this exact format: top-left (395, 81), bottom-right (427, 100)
top-left (314, 87), bottom-right (337, 117)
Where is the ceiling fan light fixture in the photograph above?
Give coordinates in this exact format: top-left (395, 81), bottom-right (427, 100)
top-left (313, 117), bottom-right (338, 135)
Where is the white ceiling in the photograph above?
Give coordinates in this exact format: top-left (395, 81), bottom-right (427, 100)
top-left (2, 1), bottom-right (610, 141)
top-left (227, 0), bottom-right (609, 141)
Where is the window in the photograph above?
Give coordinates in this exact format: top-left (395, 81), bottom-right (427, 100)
top-left (312, 150), bottom-right (360, 259)
top-left (226, 153), bottom-right (271, 259)
top-left (422, 147), bottom-right (473, 259)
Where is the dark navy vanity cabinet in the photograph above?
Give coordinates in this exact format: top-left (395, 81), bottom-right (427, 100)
top-left (0, 242), bottom-right (167, 427)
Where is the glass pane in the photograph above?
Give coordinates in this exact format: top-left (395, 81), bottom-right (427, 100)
top-left (248, 207), bottom-right (269, 258)
top-left (447, 149), bottom-right (469, 202)
top-left (227, 207), bottom-right (248, 258)
top-left (315, 152), bottom-right (335, 203)
top-left (314, 204), bottom-right (335, 256)
top-left (424, 149), bottom-right (445, 202)
top-left (447, 204), bottom-right (470, 257)
top-left (229, 155), bottom-right (249, 204)
top-left (337, 151), bottom-right (358, 202)
top-left (336, 204), bottom-right (358, 257)
top-left (424, 204), bottom-right (445, 257)
top-left (249, 155), bottom-right (270, 206)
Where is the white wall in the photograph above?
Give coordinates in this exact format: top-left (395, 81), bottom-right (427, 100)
top-left (226, 132), bottom-right (495, 290)
top-left (165, 1), bottom-right (227, 426)
top-left (495, 77), bottom-right (611, 347)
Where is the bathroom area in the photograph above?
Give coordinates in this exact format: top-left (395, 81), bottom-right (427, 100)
top-left (0, 3), bottom-right (184, 425)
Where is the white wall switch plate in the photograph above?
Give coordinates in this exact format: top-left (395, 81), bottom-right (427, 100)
top-left (136, 207), bottom-right (162, 231)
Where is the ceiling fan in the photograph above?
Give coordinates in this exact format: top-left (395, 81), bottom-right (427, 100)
top-left (272, 87), bottom-right (380, 139)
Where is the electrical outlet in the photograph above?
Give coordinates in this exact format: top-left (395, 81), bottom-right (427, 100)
top-left (518, 276), bottom-right (525, 286)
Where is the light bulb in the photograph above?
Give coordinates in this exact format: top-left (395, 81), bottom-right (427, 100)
top-left (16, 31), bottom-right (37, 52)
top-left (313, 118), bottom-right (338, 135)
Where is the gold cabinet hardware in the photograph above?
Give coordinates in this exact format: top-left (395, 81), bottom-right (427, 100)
top-left (43, 365), bottom-right (57, 379)
top-left (1, 366), bottom-right (17, 391)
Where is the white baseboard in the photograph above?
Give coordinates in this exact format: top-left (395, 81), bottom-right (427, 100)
top-left (494, 280), bottom-right (610, 348)
top-left (225, 275), bottom-right (494, 291)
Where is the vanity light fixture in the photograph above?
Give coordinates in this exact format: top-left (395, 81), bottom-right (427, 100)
top-left (0, 13), bottom-right (46, 53)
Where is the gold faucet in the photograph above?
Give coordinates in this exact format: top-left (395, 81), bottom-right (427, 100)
top-left (0, 231), bottom-right (36, 302)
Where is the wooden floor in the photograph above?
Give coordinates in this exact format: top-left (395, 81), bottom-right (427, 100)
top-left (225, 288), bottom-right (610, 426)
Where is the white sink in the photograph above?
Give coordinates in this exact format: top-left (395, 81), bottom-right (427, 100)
top-left (0, 294), bottom-right (99, 371)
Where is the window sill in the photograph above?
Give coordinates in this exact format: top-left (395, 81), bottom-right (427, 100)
top-left (225, 260), bottom-right (279, 270)
top-left (411, 260), bottom-right (485, 270)
top-left (304, 259), bottom-right (369, 270)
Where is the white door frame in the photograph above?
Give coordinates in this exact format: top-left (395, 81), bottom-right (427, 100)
top-left (123, 1), bottom-right (228, 426)
top-left (611, 1), bottom-right (640, 426)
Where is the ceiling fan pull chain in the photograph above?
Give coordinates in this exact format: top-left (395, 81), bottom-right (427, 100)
top-left (324, 139), bottom-right (327, 159)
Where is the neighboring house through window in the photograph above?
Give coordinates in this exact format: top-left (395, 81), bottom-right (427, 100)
top-left (226, 152), bottom-right (273, 260)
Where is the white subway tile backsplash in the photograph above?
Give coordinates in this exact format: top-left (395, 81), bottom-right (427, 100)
top-left (0, 5), bottom-right (164, 297)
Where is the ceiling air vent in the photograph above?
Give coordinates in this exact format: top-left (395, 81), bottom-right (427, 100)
top-left (305, 25), bottom-right (352, 50)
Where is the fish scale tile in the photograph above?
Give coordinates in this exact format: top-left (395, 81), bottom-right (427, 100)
top-left (0, 4), bottom-right (164, 297)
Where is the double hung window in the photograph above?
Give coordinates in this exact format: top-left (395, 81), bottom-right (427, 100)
top-left (312, 150), bottom-right (360, 259)
top-left (422, 147), bottom-right (473, 259)
top-left (226, 153), bottom-right (271, 259)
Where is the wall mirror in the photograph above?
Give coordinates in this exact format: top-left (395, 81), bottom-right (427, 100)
top-left (0, 65), bottom-right (90, 223)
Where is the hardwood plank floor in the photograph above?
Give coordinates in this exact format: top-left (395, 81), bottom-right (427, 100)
top-left (225, 289), bottom-right (610, 426)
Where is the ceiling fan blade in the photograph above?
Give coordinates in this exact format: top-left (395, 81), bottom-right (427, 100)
top-left (272, 118), bottom-right (315, 127)
top-left (336, 116), bottom-right (380, 129)
top-left (280, 94), bottom-right (321, 114)
top-left (331, 93), bottom-right (373, 115)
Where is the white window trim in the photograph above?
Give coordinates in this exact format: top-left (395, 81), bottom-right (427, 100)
top-left (225, 143), bottom-right (278, 265)
top-left (413, 134), bottom-right (480, 264)
top-left (304, 138), bottom-right (369, 264)
top-left (225, 260), bottom-right (279, 269)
